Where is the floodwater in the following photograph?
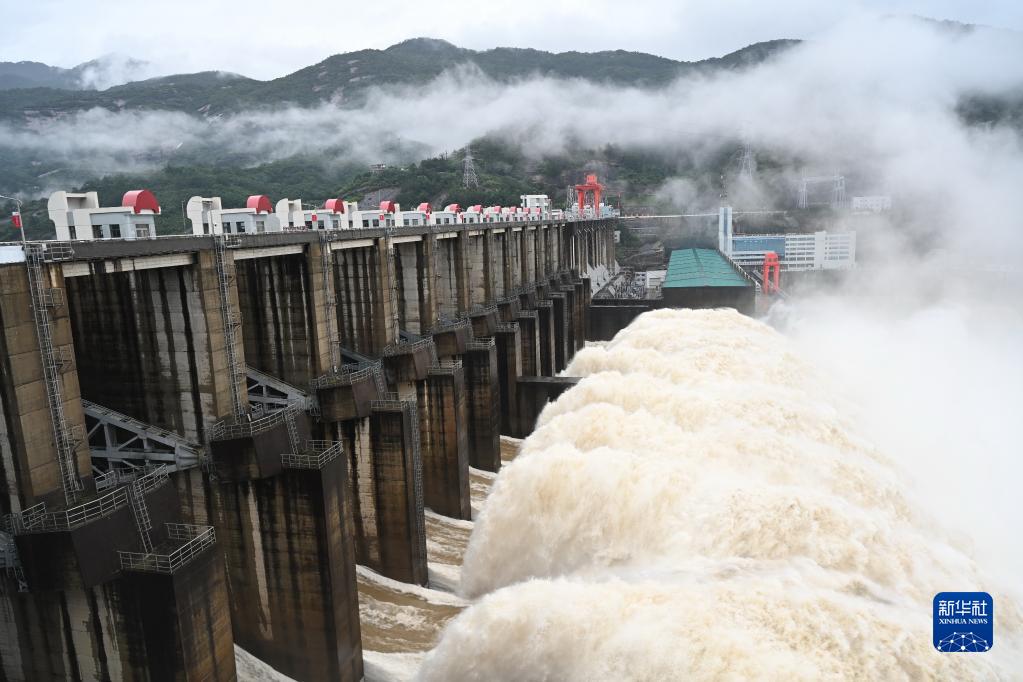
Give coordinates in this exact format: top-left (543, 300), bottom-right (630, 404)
top-left (243, 308), bottom-right (1020, 681)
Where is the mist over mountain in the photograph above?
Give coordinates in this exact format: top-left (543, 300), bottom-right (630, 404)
top-left (0, 54), bottom-right (157, 91)
top-left (0, 37), bottom-right (798, 119)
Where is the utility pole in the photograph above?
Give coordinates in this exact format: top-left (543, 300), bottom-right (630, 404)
top-left (0, 194), bottom-right (26, 243)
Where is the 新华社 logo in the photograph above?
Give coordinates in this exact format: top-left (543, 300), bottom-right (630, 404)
top-left (933, 592), bottom-right (993, 652)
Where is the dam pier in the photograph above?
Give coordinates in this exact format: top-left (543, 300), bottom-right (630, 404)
top-left (0, 217), bottom-right (615, 681)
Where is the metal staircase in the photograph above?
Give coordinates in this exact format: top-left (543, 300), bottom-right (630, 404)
top-left (23, 243), bottom-right (82, 506)
top-left (128, 484), bottom-right (154, 553)
top-left (127, 465), bottom-right (169, 554)
top-left (0, 529), bottom-right (28, 592)
top-left (213, 235), bottom-right (246, 416)
top-left (285, 409), bottom-right (302, 456)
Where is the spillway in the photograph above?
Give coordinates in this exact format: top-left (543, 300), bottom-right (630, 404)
top-left (408, 308), bottom-right (1021, 681)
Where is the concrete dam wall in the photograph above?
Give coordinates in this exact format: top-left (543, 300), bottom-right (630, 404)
top-left (0, 219), bottom-right (615, 681)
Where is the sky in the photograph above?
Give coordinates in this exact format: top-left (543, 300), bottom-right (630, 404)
top-left (1, 0), bottom-right (1021, 79)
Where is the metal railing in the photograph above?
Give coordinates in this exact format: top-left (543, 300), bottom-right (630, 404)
top-left (382, 337), bottom-right (434, 357)
top-left (495, 322), bottom-right (520, 334)
top-left (118, 524), bottom-right (216, 574)
top-left (370, 392), bottom-right (412, 411)
top-left (208, 403), bottom-right (297, 441)
top-left (93, 462), bottom-right (166, 492)
top-left (310, 362), bottom-right (381, 389)
top-left (427, 359), bottom-right (463, 375)
top-left (11, 487), bottom-right (129, 534)
top-left (466, 337), bottom-right (495, 351)
top-left (428, 317), bottom-right (472, 334)
top-left (95, 467), bottom-right (137, 492)
top-left (280, 440), bottom-right (344, 470)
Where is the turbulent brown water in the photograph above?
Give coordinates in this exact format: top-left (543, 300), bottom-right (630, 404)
top-left (417, 308), bottom-right (1021, 681)
top-left (241, 308), bottom-right (1020, 681)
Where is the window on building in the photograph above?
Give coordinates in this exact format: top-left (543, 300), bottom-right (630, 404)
top-left (372, 219), bottom-right (380, 227)
top-left (136, 225), bottom-right (151, 238)
top-left (305, 220), bottom-right (313, 229)
top-left (362, 219), bottom-right (370, 228)
top-left (222, 222), bottom-right (231, 232)
top-left (237, 221), bottom-right (246, 233)
top-left (203, 222), bottom-right (210, 234)
top-left (69, 225), bottom-right (78, 240)
top-left (256, 220), bottom-right (265, 233)
top-left (110, 224), bottom-right (121, 239)
top-left (92, 225), bottom-right (102, 239)
top-left (317, 221), bottom-right (324, 229)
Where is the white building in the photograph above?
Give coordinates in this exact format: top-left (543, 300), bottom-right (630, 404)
top-left (396, 205), bottom-right (429, 227)
top-left (275, 198), bottom-right (305, 229)
top-left (48, 190), bottom-right (160, 241)
top-left (349, 201), bottom-right (395, 229)
top-left (851, 195), bottom-right (892, 213)
top-left (482, 207), bottom-right (502, 223)
top-left (461, 205), bottom-right (483, 224)
top-left (186, 195), bottom-right (283, 235)
top-left (520, 194), bottom-right (551, 214)
top-left (430, 209), bottom-right (458, 226)
top-left (730, 231), bottom-right (856, 271)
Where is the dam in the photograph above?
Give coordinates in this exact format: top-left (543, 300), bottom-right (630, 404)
top-left (0, 215), bottom-right (616, 680)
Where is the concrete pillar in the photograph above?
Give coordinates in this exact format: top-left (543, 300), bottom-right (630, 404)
top-left (432, 235), bottom-right (461, 321)
top-left (507, 228), bottom-right (523, 290)
top-left (521, 228), bottom-right (536, 287)
top-left (117, 548), bottom-right (237, 680)
top-left (306, 238), bottom-right (341, 377)
top-left (416, 364), bottom-right (470, 520)
top-left (453, 230), bottom-right (472, 314)
top-left (516, 310), bottom-right (540, 377)
top-left (334, 240), bottom-right (397, 357)
top-left (367, 401), bottom-right (428, 585)
top-left (64, 250), bottom-right (248, 443)
top-left (535, 300), bottom-right (556, 377)
top-left (463, 339), bottom-right (500, 472)
top-left (0, 262), bottom-right (91, 509)
top-left (392, 239), bottom-right (436, 336)
top-left (550, 292), bottom-right (569, 373)
top-left (499, 230), bottom-right (516, 295)
top-left (483, 229), bottom-right (498, 301)
top-left (466, 233), bottom-right (487, 308)
top-left (533, 227), bottom-right (546, 282)
top-left (512, 376), bottom-right (580, 438)
top-left (494, 323), bottom-right (521, 436)
top-left (335, 406), bottom-right (427, 585)
top-left (211, 453), bottom-right (363, 681)
top-left (236, 253), bottom-right (322, 387)
top-left (0, 546), bottom-right (237, 681)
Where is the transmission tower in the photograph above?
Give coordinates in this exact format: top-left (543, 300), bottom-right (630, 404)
top-left (739, 142), bottom-right (756, 183)
top-left (462, 146), bottom-right (479, 189)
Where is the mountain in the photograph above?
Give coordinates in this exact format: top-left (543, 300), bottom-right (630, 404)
top-left (0, 55), bottom-right (154, 92)
top-left (0, 38), bottom-right (800, 121)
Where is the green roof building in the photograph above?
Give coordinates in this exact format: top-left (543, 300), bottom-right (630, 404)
top-left (661, 248), bottom-right (754, 314)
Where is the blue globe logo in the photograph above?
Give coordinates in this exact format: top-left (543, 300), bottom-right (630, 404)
top-left (936, 632), bottom-right (990, 652)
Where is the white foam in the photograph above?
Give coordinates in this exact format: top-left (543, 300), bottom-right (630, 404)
top-left (357, 565), bottom-right (468, 607)
top-left (364, 650), bottom-right (424, 682)
top-left (420, 308), bottom-right (1022, 680)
